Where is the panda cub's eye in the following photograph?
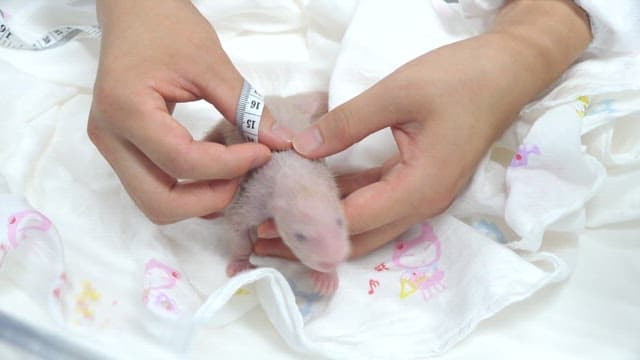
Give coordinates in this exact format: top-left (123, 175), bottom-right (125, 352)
top-left (294, 233), bottom-right (307, 242)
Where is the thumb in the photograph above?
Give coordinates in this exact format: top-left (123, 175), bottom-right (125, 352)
top-left (254, 106), bottom-right (296, 150)
top-left (292, 83), bottom-right (401, 158)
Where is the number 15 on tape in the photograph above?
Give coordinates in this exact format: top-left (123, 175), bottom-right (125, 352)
top-left (236, 82), bottom-right (264, 143)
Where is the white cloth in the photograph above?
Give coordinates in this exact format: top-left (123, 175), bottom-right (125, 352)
top-left (0, 186), bottom-right (568, 358)
top-left (574, 0), bottom-right (640, 54)
top-left (0, 0), bottom-right (639, 359)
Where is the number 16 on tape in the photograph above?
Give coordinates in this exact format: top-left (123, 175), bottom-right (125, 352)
top-left (236, 82), bottom-right (264, 142)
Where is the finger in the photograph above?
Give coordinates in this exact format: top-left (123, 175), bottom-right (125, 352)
top-left (122, 106), bottom-right (272, 180)
top-left (256, 220), bottom-right (278, 239)
top-left (254, 237), bottom-right (297, 260)
top-left (257, 92), bottom-right (329, 150)
top-left (349, 215), bottom-right (419, 259)
top-left (255, 106), bottom-right (296, 150)
top-left (335, 167), bottom-right (383, 197)
top-left (292, 80), bottom-right (406, 158)
top-left (254, 216), bottom-right (420, 261)
top-left (92, 129), bottom-right (240, 224)
top-left (195, 61), bottom-right (295, 150)
top-left (341, 160), bottom-right (423, 235)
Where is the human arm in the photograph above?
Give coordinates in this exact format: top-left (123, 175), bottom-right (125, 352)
top-left (254, 0), bottom-right (592, 258)
top-left (89, 0), bottom-right (293, 224)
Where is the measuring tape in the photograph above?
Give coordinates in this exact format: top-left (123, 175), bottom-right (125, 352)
top-left (0, 10), bottom-right (101, 50)
top-left (235, 80), bottom-right (264, 143)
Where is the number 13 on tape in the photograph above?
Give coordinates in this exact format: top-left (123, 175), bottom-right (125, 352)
top-left (236, 81), bottom-right (264, 142)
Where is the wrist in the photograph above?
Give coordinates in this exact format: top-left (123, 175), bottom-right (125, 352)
top-left (96, 0), bottom-right (136, 28)
top-left (455, 0), bottom-right (591, 127)
top-left (487, 0), bottom-right (591, 88)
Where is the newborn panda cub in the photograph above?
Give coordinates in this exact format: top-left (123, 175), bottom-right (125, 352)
top-left (206, 93), bottom-right (350, 295)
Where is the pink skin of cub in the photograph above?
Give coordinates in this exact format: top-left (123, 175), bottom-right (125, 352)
top-left (208, 93), bottom-right (351, 295)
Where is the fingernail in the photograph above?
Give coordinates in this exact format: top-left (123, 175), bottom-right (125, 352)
top-left (293, 127), bottom-right (323, 155)
top-left (270, 123), bottom-right (294, 143)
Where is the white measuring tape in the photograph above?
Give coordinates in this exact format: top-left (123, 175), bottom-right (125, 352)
top-left (0, 10), bottom-right (101, 50)
top-left (235, 80), bottom-right (264, 143)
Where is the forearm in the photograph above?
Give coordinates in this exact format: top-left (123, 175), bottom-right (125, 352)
top-left (409, 0), bottom-right (591, 147)
top-left (96, 0), bottom-right (199, 49)
top-left (96, 0), bottom-right (179, 26)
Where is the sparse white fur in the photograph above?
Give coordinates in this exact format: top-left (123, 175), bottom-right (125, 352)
top-left (206, 93), bottom-right (350, 294)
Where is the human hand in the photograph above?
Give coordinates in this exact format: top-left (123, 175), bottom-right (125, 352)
top-left (254, 0), bottom-right (591, 258)
top-left (88, 0), bottom-right (293, 224)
